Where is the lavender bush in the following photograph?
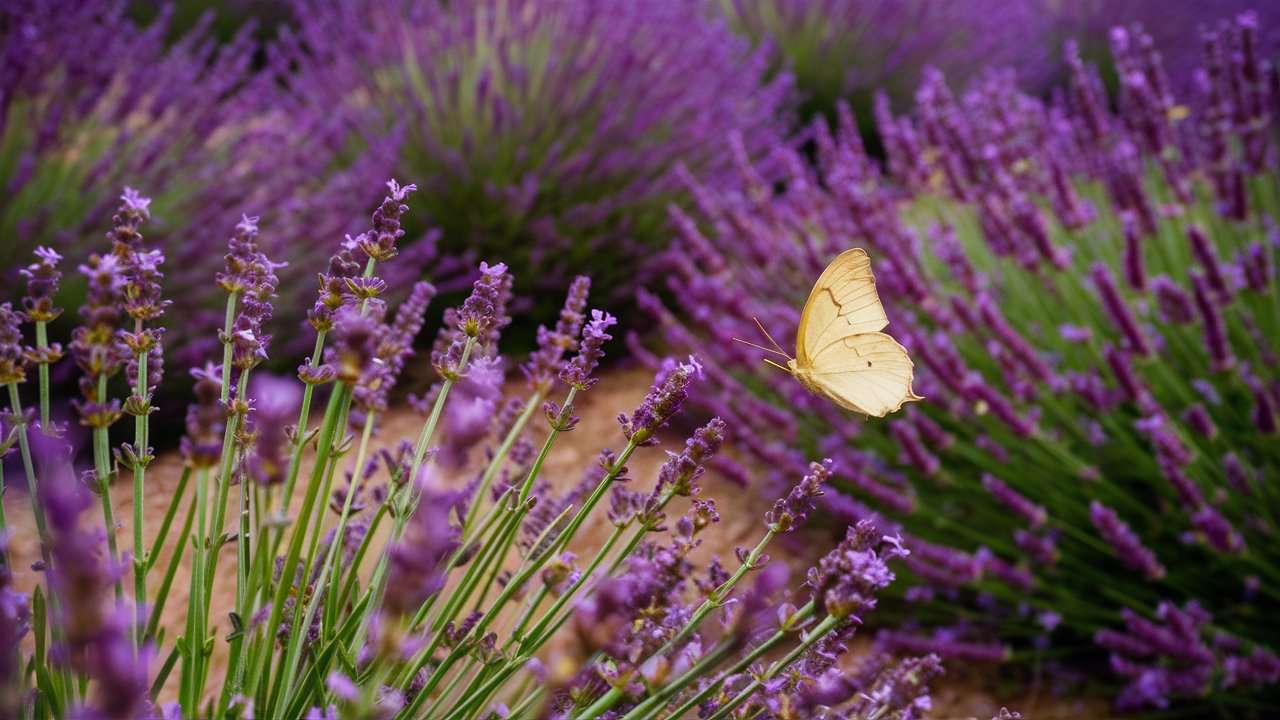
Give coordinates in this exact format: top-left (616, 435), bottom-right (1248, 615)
top-left (270, 0), bottom-right (791, 306)
top-left (646, 12), bottom-right (1280, 711)
top-left (0, 180), bottom-right (991, 720)
top-left (715, 0), bottom-right (1050, 123)
top-left (0, 0), bottom-right (396, 366)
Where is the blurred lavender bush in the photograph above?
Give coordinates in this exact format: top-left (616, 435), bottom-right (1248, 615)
top-left (1, 0), bottom-right (396, 367)
top-left (272, 0), bottom-right (791, 310)
top-left (646, 12), bottom-right (1280, 711)
top-left (715, 0), bottom-right (1051, 125)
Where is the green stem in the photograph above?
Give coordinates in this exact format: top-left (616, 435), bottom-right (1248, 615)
top-left (461, 394), bottom-right (541, 534)
top-left (145, 480), bottom-right (196, 642)
top-left (704, 614), bottom-right (843, 720)
top-left (132, 344), bottom-right (148, 650)
top-left (34, 320), bottom-right (51, 433)
top-left (353, 338), bottom-right (475, 654)
top-left (276, 331), bottom-right (327, 529)
top-left (92, 375), bottom-right (123, 601)
top-left (249, 382), bottom-right (351, 716)
top-left (6, 385), bottom-right (52, 575)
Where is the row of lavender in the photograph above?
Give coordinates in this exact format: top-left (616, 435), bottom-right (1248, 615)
top-left (0, 183), bottom-right (1003, 718)
top-left (9, 1), bottom-right (1276, 363)
top-left (643, 12), bottom-right (1280, 711)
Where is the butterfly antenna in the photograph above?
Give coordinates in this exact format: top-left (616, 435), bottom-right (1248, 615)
top-left (752, 317), bottom-right (791, 359)
top-left (762, 358), bottom-right (790, 373)
top-left (731, 337), bottom-right (790, 358)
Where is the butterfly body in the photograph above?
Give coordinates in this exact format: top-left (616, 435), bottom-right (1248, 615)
top-left (782, 248), bottom-right (922, 417)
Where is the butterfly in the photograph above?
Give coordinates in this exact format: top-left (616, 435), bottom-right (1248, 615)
top-left (740, 248), bottom-right (922, 417)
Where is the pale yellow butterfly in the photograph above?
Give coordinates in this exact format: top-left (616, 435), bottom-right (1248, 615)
top-left (739, 248), bottom-right (922, 417)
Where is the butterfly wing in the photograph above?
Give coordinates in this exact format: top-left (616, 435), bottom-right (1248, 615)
top-left (795, 248), bottom-right (889, 366)
top-left (801, 332), bottom-right (922, 417)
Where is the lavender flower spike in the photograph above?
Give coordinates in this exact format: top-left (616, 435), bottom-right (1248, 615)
top-left (559, 309), bottom-right (617, 391)
top-left (619, 356), bottom-right (702, 445)
top-left (806, 520), bottom-right (907, 620)
top-left (524, 275), bottom-right (592, 391)
top-left (1091, 262), bottom-right (1151, 356)
top-left (1089, 501), bottom-right (1165, 579)
top-left (981, 474), bottom-right (1047, 528)
top-left (20, 246), bottom-right (65, 324)
top-left (765, 459), bottom-right (834, 533)
top-left (0, 305), bottom-right (26, 386)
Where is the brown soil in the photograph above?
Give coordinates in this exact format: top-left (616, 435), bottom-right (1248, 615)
top-left (4, 366), bottom-right (1112, 718)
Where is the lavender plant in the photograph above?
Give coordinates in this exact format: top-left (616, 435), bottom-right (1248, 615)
top-left (270, 0), bottom-right (791, 306)
top-left (0, 0), bottom-right (396, 363)
top-left (715, 0), bottom-right (1050, 124)
top-left (646, 12), bottom-right (1280, 712)
top-left (0, 179), bottom-right (975, 720)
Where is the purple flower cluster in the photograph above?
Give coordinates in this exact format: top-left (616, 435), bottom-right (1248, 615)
top-left (1097, 601), bottom-right (1280, 710)
top-left (806, 521), bottom-right (906, 619)
top-left (523, 276), bottom-right (591, 391)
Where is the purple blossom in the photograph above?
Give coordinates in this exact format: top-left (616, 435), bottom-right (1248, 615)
top-left (981, 474), bottom-right (1047, 528)
top-left (654, 417), bottom-right (727, 498)
top-left (1092, 262), bottom-right (1150, 356)
top-left (559, 309), bottom-right (617, 391)
top-left (618, 357), bottom-right (701, 444)
top-left (245, 373), bottom-right (302, 486)
top-left (1089, 501), bottom-right (1165, 580)
top-left (356, 179), bottom-right (417, 262)
top-left (764, 459), bottom-right (833, 534)
top-left (20, 246), bottom-right (65, 325)
top-left (523, 276), bottom-right (591, 390)
top-left (0, 305), bottom-right (26, 387)
top-left (328, 307), bottom-right (380, 386)
top-left (806, 521), bottom-right (905, 620)
top-left (1190, 272), bottom-right (1233, 371)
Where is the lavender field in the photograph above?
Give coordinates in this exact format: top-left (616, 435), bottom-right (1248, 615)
top-left (1, 1), bottom-right (1278, 718)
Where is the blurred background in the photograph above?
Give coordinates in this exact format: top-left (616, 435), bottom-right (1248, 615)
top-left (3, 0), bottom-right (1279, 715)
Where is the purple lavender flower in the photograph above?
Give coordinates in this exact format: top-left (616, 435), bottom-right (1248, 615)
top-left (179, 363), bottom-right (225, 470)
top-left (245, 373), bottom-right (302, 486)
top-left (328, 307), bottom-right (380, 386)
top-left (806, 521), bottom-right (906, 619)
top-left (1190, 272), bottom-right (1234, 372)
top-left (0, 533), bottom-right (29, 717)
top-left (1089, 501), bottom-right (1165, 579)
top-left (0, 305), bottom-right (26, 387)
top-left (764, 459), bottom-right (833, 534)
top-left (523, 276), bottom-right (591, 391)
top-left (654, 417), bottom-right (727, 498)
top-left (618, 357), bottom-right (701, 444)
top-left (38, 439), bottom-right (150, 718)
top-left (356, 179), bottom-right (417, 262)
top-left (1092, 262), bottom-right (1150, 356)
top-left (20, 246), bottom-right (65, 326)
top-left (559, 309), bottom-right (617, 391)
top-left (981, 474), bottom-right (1047, 528)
